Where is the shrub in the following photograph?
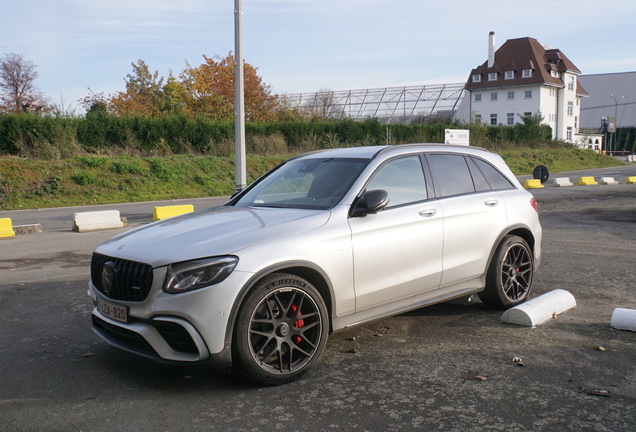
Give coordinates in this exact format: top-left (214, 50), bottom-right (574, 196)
top-left (72, 172), bottom-right (97, 185)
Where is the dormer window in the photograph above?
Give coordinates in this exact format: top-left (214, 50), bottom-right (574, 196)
top-left (551, 70), bottom-right (559, 78)
top-left (472, 74), bottom-right (481, 83)
top-left (522, 69), bottom-right (532, 78)
top-left (504, 71), bottom-right (514, 80)
top-left (488, 72), bottom-right (498, 81)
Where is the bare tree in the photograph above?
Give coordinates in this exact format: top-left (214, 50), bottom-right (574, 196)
top-left (0, 53), bottom-right (47, 114)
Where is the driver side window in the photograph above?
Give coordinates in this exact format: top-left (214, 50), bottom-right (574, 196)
top-left (366, 156), bottom-right (427, 207)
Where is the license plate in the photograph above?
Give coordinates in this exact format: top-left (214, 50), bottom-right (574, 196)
top-left (97, 297), bottom-right (128, 323)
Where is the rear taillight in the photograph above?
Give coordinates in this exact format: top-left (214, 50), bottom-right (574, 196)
top-left (531, 197), bottom-right (539, 213)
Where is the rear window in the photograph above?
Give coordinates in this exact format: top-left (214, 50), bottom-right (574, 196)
top-left (471, 157), bottom-right (515, 190)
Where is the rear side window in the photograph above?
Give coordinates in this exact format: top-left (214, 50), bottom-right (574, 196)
top-left (366, 156), bottom-right (427, 207)
top-left (466, 158), bottom-right (491, 192)
top-left (427, 154), bottom-right (474, 197)
top-left (471, 157), bottom-right (515, 190)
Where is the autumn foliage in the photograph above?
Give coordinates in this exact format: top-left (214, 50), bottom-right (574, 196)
top-left (81, 53), bottom-right (280, 121)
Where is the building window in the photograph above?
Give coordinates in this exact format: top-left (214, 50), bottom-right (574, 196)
top-left (507, 91), bottom-right (515, 100)
top-left (472, 74), bottom-right (481, 83)
top-left (488, 72), bottom-right (498, 81)
top-left (524, 90), bottom-right (532, 99)
top-left (491, 92), bottom-right (498, 101)
top-left (524, 112), bottom-right (532, 117)
top-left (566, 127), bottom-right (573, 141)
top-left (490, 114), bottom-right (497, 126)
top-left (522, 69), bottom-right (532, 78)
top-left (568, 76), bottom-right (575, 90)
top-left (507, 113), bottom-right (514, 125)
top-left (474, 114), bottom-right (482, 123)
top-left (474, 94), bottom-right (482, 102)
top-left (505, 71), bottom-right (514, 80)
top-left (551, 70), bottom-right (559, 78)
top-left (567, 101), bottom-right (574, 116)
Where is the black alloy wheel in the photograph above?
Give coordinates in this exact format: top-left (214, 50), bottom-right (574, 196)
top-left (233, 273), bottom-right (328, 385)
top-left (479, 235), bottom-right (534, 309)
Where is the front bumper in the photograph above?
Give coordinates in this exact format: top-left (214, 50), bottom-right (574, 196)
top-left (88, 266), bottom-right (254, 368)
top-left (90, 308), bottom-right (233, 366)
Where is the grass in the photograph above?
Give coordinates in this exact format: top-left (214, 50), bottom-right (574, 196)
top-left (0, 147), bottom-right (624, 211)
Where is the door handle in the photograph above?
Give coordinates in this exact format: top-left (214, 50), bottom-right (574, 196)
top-left (419, 209), bottom-right (437, 217)
top-left (484, 199), bottom-right (498, 207)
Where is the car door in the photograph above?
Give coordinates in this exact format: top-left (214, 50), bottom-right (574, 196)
top-left (425, 153), bottom-right (508, 288)
top-left (348, 155), bottom-right (444, 311)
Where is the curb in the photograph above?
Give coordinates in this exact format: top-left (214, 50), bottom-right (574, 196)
top-left (610, 308), bottom-right (636, 332)
top-left (0, 217), bottom-right (16, 238)
top-left (501, 289), bottom-right (576, 327)
top-left (73, 210), bottom-right (124, 233)
top-left (153, 204), bottom-right (195, 221)
top-left (578, 176), bottom-right (598, 186)
top-left (547, 177), bottom-right (573, 187)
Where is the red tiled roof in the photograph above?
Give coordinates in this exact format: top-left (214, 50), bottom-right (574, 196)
top-left (465, 37), bottom-right (585, 92)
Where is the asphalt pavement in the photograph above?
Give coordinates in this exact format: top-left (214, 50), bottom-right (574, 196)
top-left (1, 165), bottom-right (635, 431)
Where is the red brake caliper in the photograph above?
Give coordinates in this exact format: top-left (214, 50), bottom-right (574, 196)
top-left (290, 303), bottom-right (304, 344)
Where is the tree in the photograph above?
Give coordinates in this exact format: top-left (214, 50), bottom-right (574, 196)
top-left (109, 60), bottom-right (165, 116)
top-left (0, 53), bottom-right (47, 114)
top-left (179, 53), bottom-right (279, 121)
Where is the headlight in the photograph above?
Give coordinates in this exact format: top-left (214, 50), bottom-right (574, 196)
top-left (163, 256), bottom-right (238, 294)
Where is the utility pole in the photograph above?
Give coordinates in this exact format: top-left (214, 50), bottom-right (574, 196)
top-left (234, 0), bottom-right (246, 193)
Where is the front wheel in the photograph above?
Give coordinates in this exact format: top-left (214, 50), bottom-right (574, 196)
top-left (233, 273), bottom-right (329, 385)
top-left (479, 235), bottom-right (534, 309)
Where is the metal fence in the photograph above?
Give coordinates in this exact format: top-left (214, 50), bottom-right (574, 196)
top-left (281, 83), bottom-right (466, 124)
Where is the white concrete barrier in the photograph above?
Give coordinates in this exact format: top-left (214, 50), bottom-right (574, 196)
top-left (548, 177), bottom-right (573, 187)
top-left (610, 308), bottom-right (636, 332)
top-left (73, 210), bottom-right (124, 233)
top-left (501, 289), bottom-right (576, 327)
top-left (599, 177), bottom-right (620, 185)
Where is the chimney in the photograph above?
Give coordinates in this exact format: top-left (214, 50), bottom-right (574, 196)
top-left (488, 31), bottom-right (495, 68)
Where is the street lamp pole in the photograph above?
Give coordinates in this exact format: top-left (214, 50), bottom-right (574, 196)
top-left (234, 0), bottom-right (246, 193)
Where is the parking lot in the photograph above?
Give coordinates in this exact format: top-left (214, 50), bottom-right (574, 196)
top-left (1, 166), bottom-right (635, 431)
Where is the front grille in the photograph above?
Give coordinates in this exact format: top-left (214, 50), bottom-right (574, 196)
top-left (91, 253), bottom-right (154, 301)
top-left (92, 315), bottom-right (157, 357)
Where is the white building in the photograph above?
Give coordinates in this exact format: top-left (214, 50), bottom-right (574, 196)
top-left (462, 32), bottom-right (589, 144)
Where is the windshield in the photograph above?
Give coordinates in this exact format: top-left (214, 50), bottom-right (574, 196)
top-left (234, 157), bottom-right (369, 210)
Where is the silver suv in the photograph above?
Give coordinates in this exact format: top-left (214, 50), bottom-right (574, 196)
top-left (89, 144), bottom-right (542, 385)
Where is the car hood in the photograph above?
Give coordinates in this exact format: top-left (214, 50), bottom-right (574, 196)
top-left (94, 206), bottom-right (331, 268)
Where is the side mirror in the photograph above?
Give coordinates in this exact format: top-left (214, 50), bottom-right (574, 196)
top-left (350, 189), bottom-right (389, 217)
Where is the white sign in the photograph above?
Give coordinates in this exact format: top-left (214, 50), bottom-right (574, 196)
top-left (444, 129), bottom-right (470, 146)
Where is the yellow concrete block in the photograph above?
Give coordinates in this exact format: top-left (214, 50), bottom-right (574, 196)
top-left (626, 176), bottom-right (636, 184)
top-left (153, 204), bottom-right (194, 221)
top-left (524, 179), bottom-right (544, 189)
top-left (0, 218), bottom-right (16, 238)
top-left (578, 176), bottom-right (598, 186)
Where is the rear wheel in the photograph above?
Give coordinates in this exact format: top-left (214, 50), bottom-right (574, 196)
top-left (233, 273), bottom-right (329, 385)
top-left (479, 235), bottom-right (534, 309)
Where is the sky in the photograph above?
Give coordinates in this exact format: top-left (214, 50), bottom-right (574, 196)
top-left (2, 0), bottom-right (636, 113)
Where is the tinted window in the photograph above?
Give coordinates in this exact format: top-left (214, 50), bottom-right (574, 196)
top-left (472, 158), bottom-right (515, 190)
top-left (466, 157), bottom-right (491, 192)
top-left (428, 154), bottom-right (474, 197)
top-left (366, 156), bottom-right (427, 207)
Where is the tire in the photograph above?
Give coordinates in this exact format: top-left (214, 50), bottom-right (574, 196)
top-left (232, 273), bottom-right (329, 385)
top-left (479, 235), bottom-right (534, 309)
